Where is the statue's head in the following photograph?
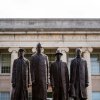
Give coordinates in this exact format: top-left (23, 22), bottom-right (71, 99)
top-left (76, 48), bottom-right (82, 58)
top-left (36, 43), bottom-right (42, 54)
top-left (55, 50), bottom-right (63, 61)
top-left (18, 48), bottom-right (25, 58)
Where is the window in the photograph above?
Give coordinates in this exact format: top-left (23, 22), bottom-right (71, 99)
top-left (67, 53), bottom-right (75, 73)
top-left (0, 92), bottom-right (10, 100)
top-left (46, 53), bottom-right (55, 85)
top-left (44, 49), bottom-right (56, 65)
top-left (28, 92), bottom-right (32, 100)
top-left (0, 54), bottom-right (11, 74)
top-left (46, 54), bottom-right (55, 65)
top-left (92, 92), bottom-right (100, 100)
top-left (25, 53), bottom-right (32, 61)
top-left (91, 54), bottom-right (100, 75)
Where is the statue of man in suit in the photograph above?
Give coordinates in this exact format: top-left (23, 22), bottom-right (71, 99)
top-left (50, 50), bottom-right (69, 100)
top-left (30, 43), bottom-right (49, 100)
top-left (69, 48), bottom-right (89, 100)
top-left (11, 49), bottom-right (30, 100)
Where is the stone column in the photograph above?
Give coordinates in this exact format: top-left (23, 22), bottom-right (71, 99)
top-left (32, 47), bottom-right (44, 53)
top-left (57, 47), bottom-right (69, 63)
top-left (8, 47), bottom-right (19, 95)
top-left (82, 47), bottom-right (93, 100)
top-left (32, 47), bottom-right (36, 53)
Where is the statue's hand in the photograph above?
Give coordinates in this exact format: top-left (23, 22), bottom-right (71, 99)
top-left (32, 81), bottom-right (36, 85)
top-left (32, 80), bottom-right (35, 83)
top-left (85, 83), bottom-right (89, 87)
top-left (52, 85), bottom-right (55, 91)
top-left (12, 83), bottom-right (16, 88)
top-left (47, 83), bottom-right (49, 89)
top-left (28, 84), bottom-right (32, 88)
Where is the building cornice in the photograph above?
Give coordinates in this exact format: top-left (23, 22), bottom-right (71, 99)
top-left (0, 18), bottom-right (100, 33)
top-left (0, 31), bottom-right (100, 35)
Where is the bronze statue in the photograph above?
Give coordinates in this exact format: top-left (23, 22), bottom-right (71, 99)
top-left (30, 43), bottom-right (49, 100)
top-left (69, 48), bottom-right (89, 100)
top-left (11, 49), bottom-right (30, 100)
top-left (50, 50), bottom-right (69, 100)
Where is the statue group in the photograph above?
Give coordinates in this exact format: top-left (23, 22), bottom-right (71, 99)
top-left (11, 43), bottom-right (89, 100)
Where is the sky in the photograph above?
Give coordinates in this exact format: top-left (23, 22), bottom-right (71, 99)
top-left (0, 0), bottom-right (100, 18)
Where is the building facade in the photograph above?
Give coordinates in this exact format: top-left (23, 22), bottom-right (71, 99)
top-left (0, 19), bottom-right (100, 100)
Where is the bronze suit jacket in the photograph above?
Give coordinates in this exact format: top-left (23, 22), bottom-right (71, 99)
top-left (11, 57), bottom-right (30, 100)
top-left (30, 53), bottom-right (49, 100)
top-left (69, 57), bottom-right (89, 99)
top-left (50, 60), bottom-right (69, 100)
